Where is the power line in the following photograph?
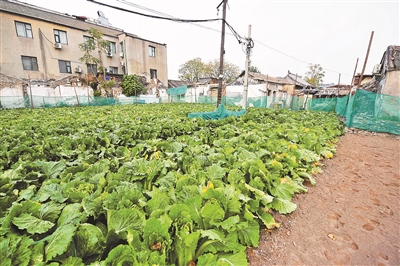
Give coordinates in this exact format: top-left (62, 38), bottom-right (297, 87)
top-left (89, 0), bottom-right (350, 76)
top-left (87, 0), bottom-right (221, 23)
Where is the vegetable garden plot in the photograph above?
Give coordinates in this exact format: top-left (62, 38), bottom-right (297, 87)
top-left (0, 104), bottom-right (345, 266)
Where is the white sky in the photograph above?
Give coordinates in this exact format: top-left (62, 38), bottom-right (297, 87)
top-left (23, 0), bottom-right (399, 84)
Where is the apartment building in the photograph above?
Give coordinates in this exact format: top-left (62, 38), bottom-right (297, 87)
top-left (0, 0), bottom-right (168, 86)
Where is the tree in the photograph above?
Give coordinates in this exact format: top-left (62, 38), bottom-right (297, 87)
top-left (78, 28), bottom-right (110, 79)
top-left (120, 74), bottom-right (145, 97)
top-left (249, 65), bottom-right (261, 73)
top-left (304, 64), bottom-right (325, 86)
top-left (178, 57), bottom-right (206, 82)
top-left (203, 59), bottom-right (241, 84)
top-left (178, 58), bottom-right (241, 84)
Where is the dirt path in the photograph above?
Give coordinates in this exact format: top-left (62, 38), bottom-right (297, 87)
top-left (247, 130), bottom-right (400, 266)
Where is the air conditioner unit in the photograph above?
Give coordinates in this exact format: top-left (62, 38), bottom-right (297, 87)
top-left (120, 61), bottom-right (125, 66)
top-left (119, 52), bottom-right (124, 58)
top-left (75, 67), bottom-right (82, 73)
top-left (107, 51), bottom-right (113, 57)
top-left (54, 43), bottom-right (62, 49)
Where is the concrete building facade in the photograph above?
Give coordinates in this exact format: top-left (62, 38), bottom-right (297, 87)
top-left (0, 0), bottom-right (168, 86)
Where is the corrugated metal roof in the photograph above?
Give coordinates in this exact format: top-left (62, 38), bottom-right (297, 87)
top-left (0, 0), bottom-right (125, 37)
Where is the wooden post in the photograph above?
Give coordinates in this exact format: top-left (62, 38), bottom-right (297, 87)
top-left (351, 58), bottom-right (359, 87)
top-left (337, 73), bottom-right (341, 97)
top-left (358, 31), bottom-right (374, 87)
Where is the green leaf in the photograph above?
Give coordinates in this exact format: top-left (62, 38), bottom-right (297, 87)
top-left (58, 203), bottom-right (86, 227)
top-left (270, 197), bottom-right (297, 214)
top-left (35, 161), bottom-right (66, 179)
top-left (75, 223), bottom-right (105, 259)
top-left (143, 217), bottom-right (171, 253)
top-left (236, 220), bottom-right (260, 247)
top-left (269, 181), bottom-right (295, 200)
top-left (201, 201), bottom-right (225, 229)
top-left (257, 210), bottom-right (280, 229)
top-left (218, 251), bottom-right (248, 266)
top-left (107, 208), bottom-right (145, 235)
top-left (105, 244), bottom-right (135, 266)
top-left (60, 257), bottom-right (84, 266)
top-left (12, 213), bottom-right (54, 234)
top-left (29, 242), bottom-right (45, 265)
top-left (0, 234), bottom-right (33, 266)
top-left (244, 183), bottom-right (273, 205)
top-left (45, 223), bottom-right (76, 261)
top-left (34, 182), bottom-right (66, 203)
top-left (39, 202), bottom-right (65, 223)
top-left (206, 164), bottom-right (226, 180)
top-left (185, 195), bottom-right (203, 228)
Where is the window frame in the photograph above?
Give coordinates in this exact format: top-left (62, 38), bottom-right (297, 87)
top-left (58, 60), bottom-right (72, 73)
top-left (108, 66), bottom-right (118, 74)
top-left (54, 29), bottom-right (68, 44)
top-left (148, 45), bottom-right (156, 57)
top-left (15, 21), bottom-right (33, 38)
top-left (21, 56), bottom-right (38, 71)
top-left (150, 69), bottom-right (157, 79)
top-left (108, 42), bottom-right (117, 54)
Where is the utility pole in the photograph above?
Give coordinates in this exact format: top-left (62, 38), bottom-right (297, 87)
top-left (358, 31), bottom-right (374, 87)
top-left (351, 58), bottom-right (359, 87)
top-left (216, 0), bottom-right (227, 107)
top-left (242, 25), bottom-right (252, 110)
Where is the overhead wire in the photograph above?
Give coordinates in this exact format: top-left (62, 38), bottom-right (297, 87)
top-left (86, 0), bottom-right (221, 23)
top-left (88, 0), bottom-right (350, 76)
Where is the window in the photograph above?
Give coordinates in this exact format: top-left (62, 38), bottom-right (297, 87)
top-left (87, 64), bottom-right (97, 75)
top-left (108, 66), bottom-right (118, 74)
top-left (150, 69), bottom-right (157, 79)
top-left (15, 21), bottom-right (33, 38)
top-left (83, 35), bottom-right (92, 42)
top-left (119, 41), bottom-right (124, 53)
top-left (54, 29), bottom-right (68, 44)
top-left (21, 56), bottom-right (38, 71)
top-left (108, 42), bottom-right (116, 54)
top-left (148, 46), bottom-right (156, 57)
top-left (58, 60), bottom-right (71, 73)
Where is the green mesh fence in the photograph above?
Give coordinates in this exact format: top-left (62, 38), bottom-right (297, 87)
top-left (1, 90), bottom-right (398, 134)
top-left (345, 90), bottom-right (399, 135)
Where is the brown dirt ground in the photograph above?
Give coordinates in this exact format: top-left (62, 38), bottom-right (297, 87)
top-left (247, 130), bottom-right (400, 266)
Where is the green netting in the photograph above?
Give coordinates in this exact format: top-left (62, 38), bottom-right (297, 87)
top-left (222, 96), bottom-right (242, 106)
top-left (345, 90), bottom-right (399, 135)
top-left (309, 97), bottom-right (337, 112)
top-left (188, 104), bottom-right (246, 120)
top-left (335, 95), bottom-right (349, 116)
top-left (167, 86), bottom-right (188, 95)
top-left (198, 96), bottom-right (217, 104)
top-left (1, 89), bottom-right (398, 134)
top-left (248, 97), bottom-right (268, 108)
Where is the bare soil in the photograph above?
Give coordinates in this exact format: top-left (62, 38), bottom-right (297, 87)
top-left (247, 130), bottom-right (400, 266)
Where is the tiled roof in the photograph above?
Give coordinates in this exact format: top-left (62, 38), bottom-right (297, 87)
top-left (236, 71), bottom-right (292, 85)
top-left (285, 72), bottom-right (313, 88)
top-left (168, 80), bottom-right (192, 89)
top-left (0, 0), bottom-right (125, 37)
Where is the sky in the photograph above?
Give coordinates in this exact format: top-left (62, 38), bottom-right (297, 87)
top-left (23, 0), bottom-right (399, 84)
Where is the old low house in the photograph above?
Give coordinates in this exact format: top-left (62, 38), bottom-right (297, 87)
top-left (360, 45), bottom-right (400, 97)
top-left (0, 0), bottom-right (168, 94)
